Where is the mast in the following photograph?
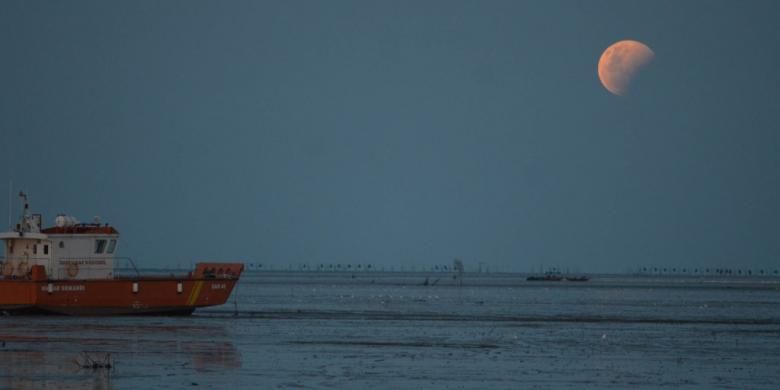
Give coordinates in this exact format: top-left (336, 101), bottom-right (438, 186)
top-left (20, 191), bottom-right (28, 217)
top-left (7, 180), bottom-right (11, 229)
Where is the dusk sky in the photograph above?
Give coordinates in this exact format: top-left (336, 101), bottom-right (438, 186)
top-left (1, 1), bottom-right (778, 272)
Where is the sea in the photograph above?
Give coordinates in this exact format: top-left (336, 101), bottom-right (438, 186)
top-left (1, 272), bottom-right (779, 389)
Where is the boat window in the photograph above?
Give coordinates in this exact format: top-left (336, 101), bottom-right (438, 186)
top-left (107, 239), bottom-right (117, 254)
top-left (33, 245), bottom-right (37, 255)
top-left (44, 245), bottom-right (49, 255)
top-left (95, 239), bottom-right (107, 254)
top-left (59, 241), bottom-right (65, 249)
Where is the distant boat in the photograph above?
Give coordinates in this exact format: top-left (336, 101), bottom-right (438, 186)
top-left (527, 271), bottom-right (563, 282)
top-left (565, 276), bottom-right (590, 282)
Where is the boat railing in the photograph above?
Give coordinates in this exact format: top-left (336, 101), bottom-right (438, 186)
top-left (1, 255), bottom-right (146, 279)
top-left (113, 257), bottom-right (141, 278)
top-left (0, 256), bottom-right (54, 262)
top-left (0, 256), bottom-right (52, 279)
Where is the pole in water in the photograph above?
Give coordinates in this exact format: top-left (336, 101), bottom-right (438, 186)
top-left (233, 282), bottom-right (239, 317)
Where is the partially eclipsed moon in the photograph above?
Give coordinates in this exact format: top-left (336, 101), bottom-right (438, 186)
top-left (598, 40), bottom-right (654, 96)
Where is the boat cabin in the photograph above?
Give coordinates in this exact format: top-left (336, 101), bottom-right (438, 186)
top-left (1, 193), bottom-right (118, 280)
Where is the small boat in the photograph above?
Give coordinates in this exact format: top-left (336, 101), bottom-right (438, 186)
top-left (565, 276), bottom-right (590, 282)
top-left (0, 192), bottom-right (243, 315)
top-left (526, 271), bottom-right (563, 281)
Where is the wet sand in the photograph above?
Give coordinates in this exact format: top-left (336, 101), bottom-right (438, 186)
top-left (1, 272), bottom-right (779, 389)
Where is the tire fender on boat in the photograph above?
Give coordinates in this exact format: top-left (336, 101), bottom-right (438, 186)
top-left (17, 261), bottom-right (29, 276)
top-left (1, 261), bottom-right (13, 277)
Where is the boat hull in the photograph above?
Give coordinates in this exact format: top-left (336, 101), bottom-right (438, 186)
top-left (0, 263), bottom-right (244, 316)
top-left (0, 280), bottom-right (38, 309)
top-left (0, 278), bottom-right (238, 315)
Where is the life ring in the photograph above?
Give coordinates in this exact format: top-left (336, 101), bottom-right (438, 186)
top-left (1, 262), bottom-right (12, 277)
top-left (67, 262), bottom-right (79, 278)
top-left (17, 261), bottom-right (29, 276)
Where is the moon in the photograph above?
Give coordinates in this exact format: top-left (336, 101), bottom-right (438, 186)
top-left (598, 40), bottom-right (655, 96)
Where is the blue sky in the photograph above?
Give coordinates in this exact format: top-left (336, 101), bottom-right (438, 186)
top-left (1, 1), bottom-right (778, 272)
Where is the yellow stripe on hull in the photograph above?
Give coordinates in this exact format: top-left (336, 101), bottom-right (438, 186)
top-left (187, 281), bottom-right (204, 306)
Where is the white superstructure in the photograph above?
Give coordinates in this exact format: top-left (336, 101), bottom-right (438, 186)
top-left (1, 192), bottom-right (118, 280)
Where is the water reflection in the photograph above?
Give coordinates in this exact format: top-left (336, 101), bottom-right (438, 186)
top-left (0, 319), bottom-right (241, 388)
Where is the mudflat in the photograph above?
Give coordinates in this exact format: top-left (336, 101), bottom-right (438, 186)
top-left (1, 272), bottom-right (779, 389)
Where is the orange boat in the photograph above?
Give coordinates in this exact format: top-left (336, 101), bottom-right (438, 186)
top-left (0, 192), bottom-right (243, 315)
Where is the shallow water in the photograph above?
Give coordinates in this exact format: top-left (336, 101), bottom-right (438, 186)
top-left (1, 272), bottom-right (779, 389)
